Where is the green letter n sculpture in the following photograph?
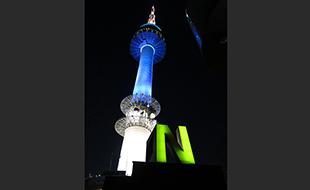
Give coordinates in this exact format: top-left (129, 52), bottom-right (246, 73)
top-left (156, 124), bottom-right (195, 164)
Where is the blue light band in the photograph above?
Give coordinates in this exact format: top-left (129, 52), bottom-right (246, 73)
top-left (132, 45), bottom-right (154, 104)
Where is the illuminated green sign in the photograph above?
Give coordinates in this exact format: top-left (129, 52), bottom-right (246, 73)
top-left (155, 124), bottom-right (195, 164)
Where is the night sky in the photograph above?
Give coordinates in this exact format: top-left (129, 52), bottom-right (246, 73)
top-left (86, 0), bottom-right (227, 175)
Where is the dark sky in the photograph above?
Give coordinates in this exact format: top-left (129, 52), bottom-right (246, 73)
top-left (86, 0), bottom-right (227, 175)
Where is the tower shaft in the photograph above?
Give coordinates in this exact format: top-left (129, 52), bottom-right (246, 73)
top-left (132, 45), bottom-right (155, 103)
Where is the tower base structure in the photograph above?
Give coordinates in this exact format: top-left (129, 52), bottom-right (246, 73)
top-left (115, 95), bottom-right (160, 176)
top-left (117, 126), bottom-right (151, 176)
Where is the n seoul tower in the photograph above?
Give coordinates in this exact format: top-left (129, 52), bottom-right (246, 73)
top-left (115, 6), bottom-right (166, 176)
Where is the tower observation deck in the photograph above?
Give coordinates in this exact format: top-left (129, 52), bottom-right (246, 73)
top-left (114, 6), bottom-right (166, 176)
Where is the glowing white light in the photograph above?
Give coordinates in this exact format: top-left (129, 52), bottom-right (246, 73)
top-left (117, 126), bottom-right (151, 176)
top-left (150, 113), bottom-right (155, 119)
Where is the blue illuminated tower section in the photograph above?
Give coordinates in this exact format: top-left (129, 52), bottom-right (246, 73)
top-left (185, 9), bottom-right (202, 50)
top-left (115, 6), bottom-right (166, 176)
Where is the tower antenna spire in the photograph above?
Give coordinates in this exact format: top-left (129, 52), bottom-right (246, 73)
top-left (147, 5), bottom-right (156, 24)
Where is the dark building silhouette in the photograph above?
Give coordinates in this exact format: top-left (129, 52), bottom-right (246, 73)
top-left (86, 162), bottom-right (226, 190)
